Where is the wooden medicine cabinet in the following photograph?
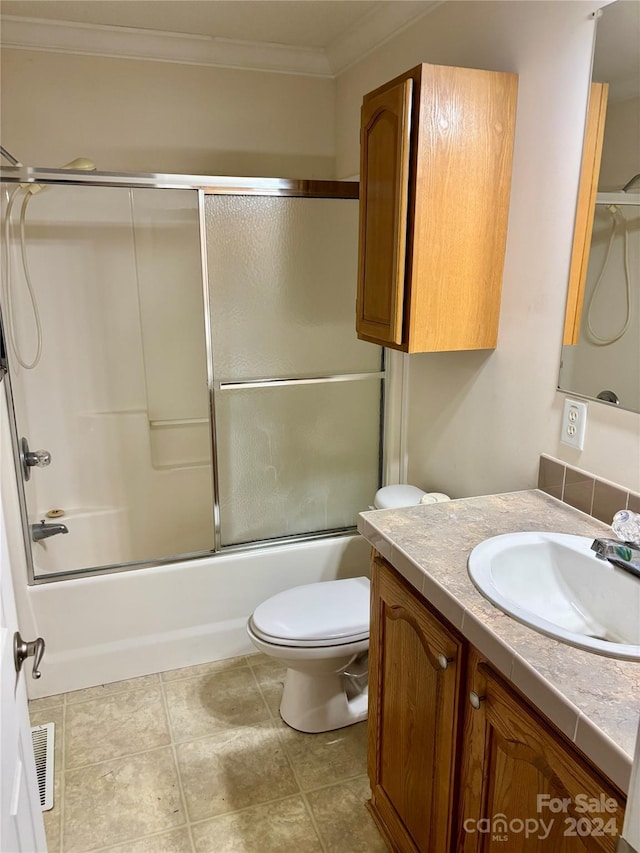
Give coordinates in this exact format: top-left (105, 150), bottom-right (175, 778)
top-left (356, 63), bottom-right (518, 353)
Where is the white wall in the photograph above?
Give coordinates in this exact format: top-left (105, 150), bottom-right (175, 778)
top-left (335, 0), bottom-right (640, 495)
top-left (1, 49), bottom-right (335, 178)
top-left (599, 96), bottom-right (640, 190)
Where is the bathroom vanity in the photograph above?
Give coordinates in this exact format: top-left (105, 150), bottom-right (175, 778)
top-left (359, 491), bottom-right (639, 853)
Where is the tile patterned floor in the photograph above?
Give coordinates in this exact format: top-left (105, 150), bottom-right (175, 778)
top-left (29, 654), bottom-right (387, 853)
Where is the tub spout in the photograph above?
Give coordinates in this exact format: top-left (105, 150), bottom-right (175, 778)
top-left (31, 520), bottom-right (69, 542)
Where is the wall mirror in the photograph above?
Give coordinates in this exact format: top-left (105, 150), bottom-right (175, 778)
top-left (558, 0), bottom-right (640, 413)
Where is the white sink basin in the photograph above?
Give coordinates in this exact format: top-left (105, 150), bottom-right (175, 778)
top-left (468, 532), bottom-right (640, 660)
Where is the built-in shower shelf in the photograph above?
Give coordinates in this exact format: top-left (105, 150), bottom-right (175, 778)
top-left (149, 418), bottom-right (209, 428)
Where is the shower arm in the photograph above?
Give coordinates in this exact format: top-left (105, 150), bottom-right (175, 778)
top-left (621, 173), bottom-right (640, 193)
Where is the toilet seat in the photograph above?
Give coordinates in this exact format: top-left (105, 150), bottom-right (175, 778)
top-left (250, 576), bottom-right (370, 648)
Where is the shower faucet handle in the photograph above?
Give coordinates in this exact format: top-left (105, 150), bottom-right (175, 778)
top-left (20, 437), bottom-right (51, 481)
top-left (26, 449), bottom-right (51, 467)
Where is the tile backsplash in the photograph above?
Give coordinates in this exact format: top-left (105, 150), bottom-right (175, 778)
top-left (538, 455), bottom-right (640, 525)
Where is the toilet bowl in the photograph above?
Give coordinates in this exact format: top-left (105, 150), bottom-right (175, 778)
top-left (247, 577), bottom-right (370, 733)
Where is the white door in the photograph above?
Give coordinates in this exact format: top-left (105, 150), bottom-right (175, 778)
top-left (0, 438), bottom-right (47, 851)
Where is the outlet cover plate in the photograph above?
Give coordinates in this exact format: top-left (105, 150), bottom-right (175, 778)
top-left (561, 398), bottom-right (587, 450)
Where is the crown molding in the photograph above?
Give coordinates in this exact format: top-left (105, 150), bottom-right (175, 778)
top-left (0, 15), bottom-right (333, 77)
top-left (327, 1), bottom-right (443, 75)
top-left (0, 3), bottom-right (442, 78)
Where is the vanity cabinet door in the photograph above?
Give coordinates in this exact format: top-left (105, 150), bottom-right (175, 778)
top-left (368, 555), bottom-right (464, 853)
top-left (457, 650), bottom-right (625, 853)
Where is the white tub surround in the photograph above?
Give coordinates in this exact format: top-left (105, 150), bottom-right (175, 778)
top-left (358, 490), bottom-right (640, 794)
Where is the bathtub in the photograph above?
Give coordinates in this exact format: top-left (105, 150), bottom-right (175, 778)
top-left (24, 533), bottom-right (371, 699)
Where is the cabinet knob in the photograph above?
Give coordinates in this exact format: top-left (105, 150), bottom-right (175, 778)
top-left (438, 653), bottom-right (454, 670)
top-left (469, 691), bottom-right (486, 710)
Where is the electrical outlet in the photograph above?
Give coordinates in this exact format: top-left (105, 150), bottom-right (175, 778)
top-left (561, 398), bottom-right (587, 450)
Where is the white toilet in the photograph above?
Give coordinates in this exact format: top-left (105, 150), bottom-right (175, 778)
top-left (247, 484), bottom-right (448, 733)
top-left (247, 577), bottom-right (370, 733)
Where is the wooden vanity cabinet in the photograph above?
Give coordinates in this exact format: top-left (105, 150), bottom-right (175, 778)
top-left (356, 63), bottom-right (518, 353)
top-left (368, 555), bottom-right (626, 853)
top-left (457, 649), bottom-right (625, 853)
top-left (368, 554), bottom-right (465, 852)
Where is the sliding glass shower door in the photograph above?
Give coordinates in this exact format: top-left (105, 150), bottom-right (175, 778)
top-left (2, 174), bottom-right (383, 580)
top-left (205, 193), bottom-right (382, 547)
top-left (2, 183), bottom-right (213, 578)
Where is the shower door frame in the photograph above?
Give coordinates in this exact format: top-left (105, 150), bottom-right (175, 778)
top-left (1, 166), bottom-right (397, 584)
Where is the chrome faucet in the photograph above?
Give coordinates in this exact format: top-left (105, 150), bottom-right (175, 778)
top-left (591, 539), bottom-right (640, 580)
top-left (31, 520), bottom-right (69, 542)
top-left (592, 508), bottom-right (640, 580)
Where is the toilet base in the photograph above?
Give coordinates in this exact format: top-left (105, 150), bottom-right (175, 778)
top-left (246, 618), bottom-right (369, 734)
top-left (280, 667), bottom-right (368, 733)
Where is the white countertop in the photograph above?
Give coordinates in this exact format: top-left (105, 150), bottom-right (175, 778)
top-left (358, 489), bottom-right (640, 794)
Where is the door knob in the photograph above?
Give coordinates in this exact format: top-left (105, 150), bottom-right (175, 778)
top-left (14, 631), bottom-right (45, 679)
top-left (20, 437), bottom-right (52, 481)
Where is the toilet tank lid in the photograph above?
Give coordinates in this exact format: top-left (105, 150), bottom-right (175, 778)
top-left (252, 577), bottom-right (370, 643)
top-left (374, 485), bottom-right (426, 509)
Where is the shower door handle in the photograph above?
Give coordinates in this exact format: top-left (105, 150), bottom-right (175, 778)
top-left (14, 631), bottom-right (46, 679)
top-left (20, 437), bottom-right (51, 481)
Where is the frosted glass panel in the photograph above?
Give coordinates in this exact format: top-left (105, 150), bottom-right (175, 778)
top-left (205, 195), bottom-right (381, 381)
top-left (216, 380), bottom-right (381, 546)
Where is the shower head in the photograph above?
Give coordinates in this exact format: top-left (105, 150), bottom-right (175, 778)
top-left (23, 156), bottom-right (97, 195)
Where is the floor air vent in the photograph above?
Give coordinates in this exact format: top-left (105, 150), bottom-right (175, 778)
top-left (31, 723), bottom-right (54, 811)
